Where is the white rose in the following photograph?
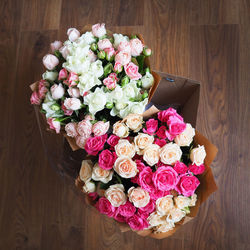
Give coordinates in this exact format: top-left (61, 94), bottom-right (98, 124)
top-left (78, 72), bottom-right (102, 95)
top-left (129, 99), bottom-right (148, 115)
top-left (83, 87), bottom-right (106, 115)
top-left (115, 139), bottom-right (136, 158)
top-left (141, 72), bottom-right (154, 89)
top-left (83, 181), bottom-right (96, 193)
top-left (143, 144), bottom-right (160, 166)
top-left (128, 187), bottom-right (150, 208)
top-left (42, 71), bottom-right (58, 81)
top-left (174, 123), bottom-right (195, 147)
top-left (50, 83), bottom-right (65, 100)
top-left (113, 33), bottom-right (129, 48)
top-left (67, 87), bottom-right (80, 98)
top-left (167, 208), bottom-right (186, 223)
top-left (90, 60), bottom-right (104, 78)
top-left (125, 113), bottom-right (143, 132)
top-left (134, 133), bottom-right (154, 153)
top-left (79, 160), bottom-right (93, 182)
top-left (189, 193), bottom-right (197, 207)
top-left (156, 195), bottom-right (174, 216)
top-left (115, 102), bottom-right (128, 111)
top-left (67, 28), bottom-right (80, 42)
top-left (114, 157), bottom-right (138, 178)
top-left (190, 145), bottom-right (206, 166)
top-left (174, 196), bottom-right (191, 210)
top-left (159, 142), bottom-right (182, 165)
top-left (42, 54), bottom-right (59, 70)
top-left (91, 163), bottom-right (113, 183)
top-left (113, 121), bottom-right (129, 138)
top-left (64, 98), bottom-right (81, 110)
top-left (147, 212), bottom-right (166, 227)
top-left (80, 31), bottom-right (96, 44)
top-left (104, 184), bottom-right (127, 207)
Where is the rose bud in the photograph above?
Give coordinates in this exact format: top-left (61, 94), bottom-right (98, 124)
top-left (58, 68), bottom-right (68, 80)
top-left (30, 91), bottom-right (41, 105)
top-left (50, 103), bottom-right (60, 111)
top-left (143, 47), bottom-right (152, 56)
top-left (42, 54), bottom-right (59, 70)
top-left (47, 118), bottom-right (61, 134)
top-left (103, 63), bottom-right (113, 76)
top-left (114, 62), bottom-right (123, 74)
top-left (98, 50), bottom-right (106, 60)
top-left (92, 23), bottom-right (106, 38)
top-left (50, 40), bottom-right (62, 53)
top-left (105, 47), bottom-right (115, 61)
top-left (67, 28), bottom-right (80, 42)
top-left (121, 75), bottom-right (129, 87)
top-left (50, 83), bottom-right (65, 100)
top-left (42, 71), bottom-right (58, 81)
top-left (59, 45), bottom-right (69, 59)
top-left (106, 102), bottom-right (114, 109)
top-left (90, 43), bottom-right (98, 51)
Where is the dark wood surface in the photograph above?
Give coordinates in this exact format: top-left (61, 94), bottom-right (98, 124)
top-left (0, 0), bottom-right (249, 249)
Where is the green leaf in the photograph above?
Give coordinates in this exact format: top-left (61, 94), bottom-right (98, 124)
top-left (136, 55), bottom-right (145, 73)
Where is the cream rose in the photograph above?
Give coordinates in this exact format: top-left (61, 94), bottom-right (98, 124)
top-left (128, 187), bottom-right (150, 208)
top-left (134, 133), bottom-right (154, 153)
top-left (190, 145), bottom-right (206, 166)
top-left (147, 212), bottom-right (166, 227)
top-left (83, 181), bottom-right (96, 193)
top-left (115, 139), bottom-right (136, 158)
top-left (114, 157), bottom-right (138, 178)
top-left (79, 160), bottom-right (93, 182)
top-left (125, 114), bottom-right (143, 132)
top-left (159, 142), bottom-right (182, 165)
top-left (167, 208), bottom-right (186, 223)
top-left (155, 221), bottom-right (175, 233)
top-left (174, 196), bottom-right (191, 210)
top-left (190, 193), bottom-right (197, 207)
top-left (104, 184), bottom-right (127, 207)
top-left (174, 123), bottom-right (195, 147)
top-left (91, 163), bottom-right (113, 183)
top-left (156, 195), bottom-right (174, 216)
top-left (143, 144), bottom-right (160, 166)
top-left (113, 121), bottom-right (129, 138)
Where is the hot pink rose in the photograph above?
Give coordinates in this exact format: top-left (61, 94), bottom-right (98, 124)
top-left (38, 80), bottom-right (48, 99)
top-left (75, 135), bottom-right (87, 149)
top-left (143, 119), bottom-right (158, 135)
top-left (30, 91), bottom-right (41, 105)
top-left (165, 130), bottom-right (175, 141)
top-left (137, 210), bottom-right (150, 221)
top-left (124, 62), bottom-right (142, 80)
top-left (92, 23), bottom-right (106, 38)
top-left (154, 138), bottom-right (167, 147)
top-left (107, 135), bottom-right (120, 147)
top-left (61, 103), bottom-right (74, 116)
top-left (167, 116), bottom-right (186, 136)
top-left (98, 149), bottom-right (117, 170)
top-left (156, 126), bottom-right (167, 139)
top-left (118, 201), bottom-right (136, 217)
top-left (189, 163), bottom-right (205, 175)
top-left (130, 160), bottom-right (146, 184)
top-left (98, 38), bottom-right (112, 51)
top-left (47, 118), bottom-right (60, 134)
top-left (158, 108), bottom-right (183, 123)
top-left (77, 120), bottom-right (92, 138)
top-left (104, 47), bottom-right (115, 60)
top-left (114, 62), bottom-right (123, 73)
top-left (153, 166), bottom-right (179, 191)
top-left (138, 167), bottom-right (155, 192)
top-left (118, 41), bottom-right (131, 53)
top-left (103, 76), bottom-right (117, 90)
top-left (50, 40), bottom-right (62, 53)
top-left (176, 174), bottom-right (200, 197)
top-left (42, 54), bottom-right (59, 70)
top-left (88, 192), bottom-right (98, 201)
top-left (58, 68), bottom-right (68, 80)
top-left (174, 161), bottom-right (188, 174)
top-left (115, 51), bottom-right (131, 66)
top-left (92, 121), bottom-right (110, 136)
top-left (138, 199), bottom-right (155, 214)
top-left (127, 214), bottom-right (147, 231)
top-left (85, 134), bottom-right (107, 156)
top-left (149, 188), bottom-right (167, 201)
top-left (114, 211), bottom-right (126, 222)
top-left (95, 197), bottom-right (116, 217)
top-left (130, 38), bottom-right (143, 56)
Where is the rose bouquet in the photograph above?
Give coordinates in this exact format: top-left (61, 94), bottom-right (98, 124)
top-left (75, 107), bottom-right (214, 237)
top-left (30, 23), bottom-right (160, 147)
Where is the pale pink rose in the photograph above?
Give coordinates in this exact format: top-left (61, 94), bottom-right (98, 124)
top-left (47, 118), bottom-right (60, 134)
top-left (30, 91), bottom-right (41, 105)
top-left (50, 40), bottom-right (62, 53)
top-left (114, 62), bottom-right (123, 73)
top-left (103, 76), bottom-right (117, 90)
top-left (128, 187), bottom-right (150, 208)
top-left (115, 51), bottom-right (131, 66)
top-left (104, 47), bottom-right (115, 60)
top-left (65, 72), bottom-right (79, 87)
top-left (67, 87), bottom-right (80, 98)
top-left (109, 73), bottom-right (118, 81)
top-left (77, 120), bottom-right (92, 138)
top-left (92, 23), bottom-right (106, 38)
top-left (88, 50), bottom-right (97, 62)
top-left (92, 121), bottom-right (110, 136)
top-left (50, 83), bottom-right (65, 100)
top-left (97, 38), bottom-right (112, 51)
top-left (65, 122), bottom-right (78, 137)
top-left (124, 62), bottom-right (142, 80)
top-left (61, 103), bottom-right (73, 116)
top-left (118, 41), bottom-right (131, 53)
top-left (130, 38), bottom-right (143, 56)
top-left (38, 80), bottom-right (48, 99)
top-left (42, 54), bottom-right (59, 70)
top-left (67, 28), bottom-right (80, 42)
top-left (64, 98), bottom-right (81, 110)
top-left (58, 68), bottom-right (68, 80)
top-left (59, 45), bottom-right (69, 59)
top-left (75, 135), bottom-right (87, 149)
top-left (84, 114), bottom-right (94, 121)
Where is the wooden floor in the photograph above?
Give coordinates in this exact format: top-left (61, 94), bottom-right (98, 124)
top-left (0, 0), bottom-right (249, 249)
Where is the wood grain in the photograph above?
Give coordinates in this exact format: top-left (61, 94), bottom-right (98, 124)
top-left (0, 0), bottom-right (249, 249)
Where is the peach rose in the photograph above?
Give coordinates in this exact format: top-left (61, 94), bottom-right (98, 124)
top-left (143, 144), bottom-right (160, 166)
top-left (155, 221), bottom-right (175, 233)
top-left (147, 212), bottom-right (166, 227)
top-left (128, 187), bottom-right (150, 208)
top-left (91, 163), bottom-right (113, 183)
top-left (79, 160), bottom-right (93, 182)
top-left (174, 196), bottom-right (191, 210)
top-left (130, 38), bottom-right (143, 56)
top-left (156, 195), bottom-right (174, 216)
top-left (134, 133), bottom-right (154, 153)
top-left (92, 121), bottom-right (110, 136)
top-left (125, 113), bottom-right (143, 132)
top-left (113, 121), bottom-right (129, 138)
top-left (42, 54), bottom-right (59, 70)
top-left (190, 145), bottom-right (206, 166)
top-left (83, 181), bottom-right (96, 193)
top-left (67, 28), bottom-right (80, 42)
top-left (174, 123), bottom-right (195, 147)
top-left (167, 208), bottom-right (186, 223)
top-left (104, 184), bottom-right (127, 207)
top-left (189, 193), bottom-right (197, 207)
top-left (65, 122), bottom-right (78, 137)
top-left (159, 142), bottom-right (182, 165)
top-left (115, 51), bottom-right (131, 66)
top-left (114, 157), bottom-right (138, 178)
top-left (115, 139), bottom-right (136, 158)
